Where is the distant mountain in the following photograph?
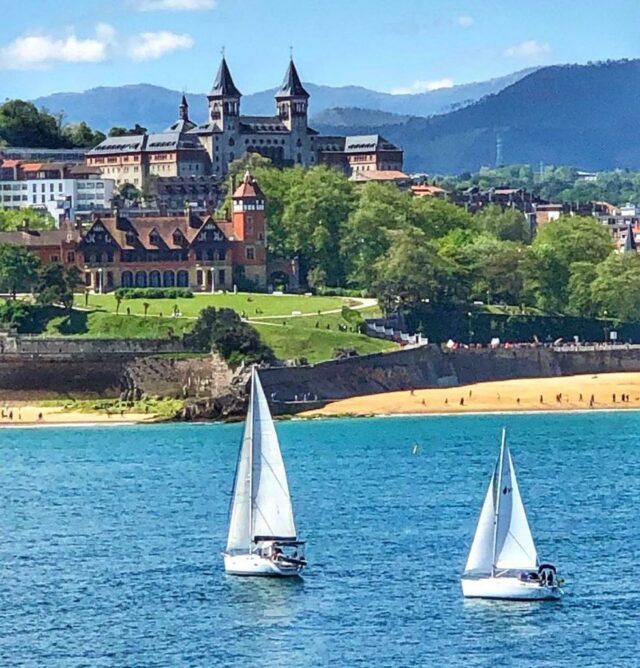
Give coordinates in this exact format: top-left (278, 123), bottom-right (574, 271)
top-left (312, 107), bottom-right (411, 127)
top-left (32, 69), bottom-right (535, 132)
top-left (314, 60), bottom-right (640, 173)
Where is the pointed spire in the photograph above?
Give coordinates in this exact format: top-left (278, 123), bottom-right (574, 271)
top-left (275, 58), bottom-right (309, 99)
top-left (210, 56), bottom-right (241, 98)
top-left (179, 93), bottom-right (189, 121)
top-left (622, 223), bottom-right (637, 252)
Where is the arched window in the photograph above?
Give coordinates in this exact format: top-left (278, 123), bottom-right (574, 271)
top-left (135, 270), bottom-right (147, 288)
top-left (149, 270), bottom-right (161, 287)
top-left (229, 138), bottom-right (235, 146)
top-left (121, 271), bottom-right (133, 287)
top-left (163, 270), bottom-right (175, 287)
top-left (177, 270), bottom-right (189, 287)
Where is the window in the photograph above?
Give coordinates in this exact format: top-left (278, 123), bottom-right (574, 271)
top-left (51, 255), bottom-right (59, 263)
top-left (67, 251), bottom-right (75, 263)
top-left (246, 247), bottom-right (255, 260)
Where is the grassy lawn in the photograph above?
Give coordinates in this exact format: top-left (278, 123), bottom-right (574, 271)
top-left (39, 310), bottom-right (193, 339)
top-left (75, 292), bottom-right (350, 319)
top-left (30, 293), bottom-right (396, 363)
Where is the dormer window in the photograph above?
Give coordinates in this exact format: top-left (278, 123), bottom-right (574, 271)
top-left (125, 232), bottom-right (136, 246)
top-left (149, 231), bottom-right (161, 246)
top-left (173, 230), bottom-right (183, 246)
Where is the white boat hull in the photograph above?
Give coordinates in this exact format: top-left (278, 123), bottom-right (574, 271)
top-left (462, 576), bottom-right (562, 600)
top-left (224, 553), bottom-right (304, 577)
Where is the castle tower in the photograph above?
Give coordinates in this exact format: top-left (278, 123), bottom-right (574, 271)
top-left (275, 58), bottom-right (309, 140)
top-left (179, 93), bottom-right (189, 121)
top-left (207, 56), bottom-right (241, 131)
top-left (232, 171), bottom-right (267, 286)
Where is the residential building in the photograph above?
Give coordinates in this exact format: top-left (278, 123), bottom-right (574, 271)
top-left (316, 134), bottom-right (404, 175)
top-left (0, 159), bottom-right (114, 223)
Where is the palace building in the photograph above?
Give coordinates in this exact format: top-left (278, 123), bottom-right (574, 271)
top-left (85, 57), bottom-right (404, 190)
top-left (78, 170), bottom-right (267, 292)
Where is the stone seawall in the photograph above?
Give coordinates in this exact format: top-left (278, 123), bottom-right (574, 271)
top-left (259, 345), bottom-right (640, 410)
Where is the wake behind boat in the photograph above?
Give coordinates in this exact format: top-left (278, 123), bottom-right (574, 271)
top-left (223, 366), bottom-right (306, 577)
top-left (461, 428), bottom-right (562, 600)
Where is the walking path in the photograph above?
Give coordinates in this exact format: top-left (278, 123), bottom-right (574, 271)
top-left (246, 297), bottom-right (378, 322)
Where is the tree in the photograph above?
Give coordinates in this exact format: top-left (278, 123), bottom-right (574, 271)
top-left (591, 253), bottom-right (640, 322)
top-left (108, 124), bottom-right (148, 137)
top-left (35, 262), bottom-right (79, 309)
top-left (187, 307), bottom-right (274, 364)
top-left (412, 197), bottom-right (475, 238)
top-left (341, 182), bottom-right (414, 288)
top-left (63, 121), bottom-right (105, 148)
top-left (475, 204), bottom-right (531, 242)
top-left (0, 208), bottom-right (54, 231)
top-left (371, 227), bottom-right (441, 314)
top-left (0, 245), bottom-right (40, 298)
top-left (526, 216), bottom-right (613, 311)
top-left (567, 262), bottom-right (598, 317)
top-left (0, 100), bottom-right (63, 148)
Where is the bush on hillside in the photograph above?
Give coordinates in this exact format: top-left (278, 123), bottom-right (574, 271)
top-left (114, 287), bottom-right (194, 300)
top-left (186, 306), bottom-right (275, 365)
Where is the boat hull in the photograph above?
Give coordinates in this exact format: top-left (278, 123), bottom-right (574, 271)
top-left (224, 553), bottom-right (304, 577)
top-left (461, 576), bottom-right (562, 600)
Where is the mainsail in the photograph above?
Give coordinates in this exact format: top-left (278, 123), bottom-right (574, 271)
top-left (464, 430), bottom-right (538, 575)
top-left (226, 367), bottom-right (297, 553)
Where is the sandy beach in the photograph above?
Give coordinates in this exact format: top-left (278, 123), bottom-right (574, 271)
top-left (0, 404), bottom-right (158, 427)
top-left (303, 372), bottom-right (640, 418)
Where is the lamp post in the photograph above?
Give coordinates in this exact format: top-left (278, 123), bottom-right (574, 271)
top-left (603, 309), bottom-right (609, 344)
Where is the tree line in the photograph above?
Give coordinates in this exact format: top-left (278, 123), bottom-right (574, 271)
top-left (229, 155), bottom-right (640, 323)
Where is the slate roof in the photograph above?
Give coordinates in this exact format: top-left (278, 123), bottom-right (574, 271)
top-left (238, 116), bottom-right (289, 133)
top-left (210, 57), bottom-right (241, 98)
top-left (343, 135), bottom-right (400, 153)
top-left (87, 135), bottom-right (146, 155)
top-left (276, 59), bottom-right (309, 99)
top-left (622, 223), bottom-right (637, 252)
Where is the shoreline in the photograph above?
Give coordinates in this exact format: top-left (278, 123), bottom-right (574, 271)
top-left (301, 372), bottom-right (640, 419)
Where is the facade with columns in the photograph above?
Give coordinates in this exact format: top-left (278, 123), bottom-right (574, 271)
top-left (78, 171), bottom-right (267, 293)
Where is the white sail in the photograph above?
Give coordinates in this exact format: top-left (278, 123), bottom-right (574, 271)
top-left (226, 377), bottom-right (254, 552)
top-left (494, 447), bottom-right (538, 570)
top-left (250, 368), bottom-right (297, 541)
top-left (464, 473), bottom-right (497, 574)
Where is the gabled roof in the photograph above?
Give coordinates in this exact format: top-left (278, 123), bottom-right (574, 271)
top-left (233, 171), bottom-right (265, 199)
top-left (80, 214), bottom-right (230, 252)
top-left (275, 59), bottom-right (309, 99)
top-left (210, 57), bottom-right (241, 98)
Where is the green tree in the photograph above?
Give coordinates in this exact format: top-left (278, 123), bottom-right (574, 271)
top-left (35, 262), bottom-right (80, 309)
top-left (0, 245), bottom-right (40, 298)
top-left (371, 227), bottom-right (440, 313)
top-left (412, 197), bottom-right (475, 238)
top-left (108, 124), bottom-right (148, 137)
top-left (475, 204), bottom-right (531, 242)
top-left (526, 216), bottom-right (613, 311)
top-left (63, 121), bottom-right (106, 148)
top-left (0, 100), bottom-right (64, 148)
top-left (0, 208), bottom-right (55, 231)
top-left (567, 261), bottom-right (598, 317)
top-left (591, 253), bottom-right (640, 322)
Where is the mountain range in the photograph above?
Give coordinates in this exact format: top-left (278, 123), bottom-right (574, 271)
top-left (313, 59), bottom-right (640, 173)
top-left (32, 69), bottom-right (534, 133)
top-left (30, 59), bottom-right (640, 173)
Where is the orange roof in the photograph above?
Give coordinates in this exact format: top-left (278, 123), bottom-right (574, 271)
top-left (233, 170), bottom-right (265, 199)
top-left (0, 159), bottom-right (22, 169)
top-left (21, 162), bottom-right (45, 172)
top-left (411, 184), bottom-right (446, 196)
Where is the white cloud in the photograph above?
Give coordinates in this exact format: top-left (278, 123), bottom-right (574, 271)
top-left (504, 39), bottom-right (551, 59)
top-left (128, 31), bottom-right (194, 60)
top-left (0, 24), bottom-right (115, 70)
top-left (457, 15), bottom-right (474, 28)
top-left (390, 78), bottom-right (455, 95)
top-left (135, 0), bottom-right (216, 10)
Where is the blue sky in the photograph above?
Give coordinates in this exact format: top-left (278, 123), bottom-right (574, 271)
top-left (1, 0), bottom-right (639, 100)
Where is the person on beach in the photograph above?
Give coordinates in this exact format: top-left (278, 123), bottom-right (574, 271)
top-left (540, 395), bottom-right (543, 404)
top-left (613, 393), bottom-right (616, 403)
top-left (460, 397), bottom-right (464, 406)
top-left (37, 412), bottom-right (43, 421)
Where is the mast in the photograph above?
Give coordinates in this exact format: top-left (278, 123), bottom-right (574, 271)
top-left (491, 427), bottom-right (507, 576)
top-left (247, 366), bottom-right (255, 553)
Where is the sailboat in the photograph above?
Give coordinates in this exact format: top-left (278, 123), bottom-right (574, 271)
top-left (461, 429), bottom-right (562, 600)
top-left (223, 366), bottom-right (306, 577)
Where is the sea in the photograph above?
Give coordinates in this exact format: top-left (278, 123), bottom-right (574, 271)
top-left (0, 412), bottom-right (638, 667)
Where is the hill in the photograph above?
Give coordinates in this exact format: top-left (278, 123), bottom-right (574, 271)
top-left (315, 60), bottom-right (640, 173)
top-left (31, 70), bottom-right (534, 132)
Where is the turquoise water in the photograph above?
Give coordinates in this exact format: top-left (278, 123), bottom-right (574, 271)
top-left (0, 413), bottom-right (638, 666)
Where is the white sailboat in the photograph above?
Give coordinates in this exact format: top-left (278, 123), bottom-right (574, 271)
top-left (461, 429), bottom-right (562, 600)
top-left (223, 366), bottom-right (306, 577)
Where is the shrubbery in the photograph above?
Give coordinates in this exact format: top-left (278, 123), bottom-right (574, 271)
top-left (187, 306), bottom-right (274, 365)
top-left (114, 287), bottom-right (194, 300)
